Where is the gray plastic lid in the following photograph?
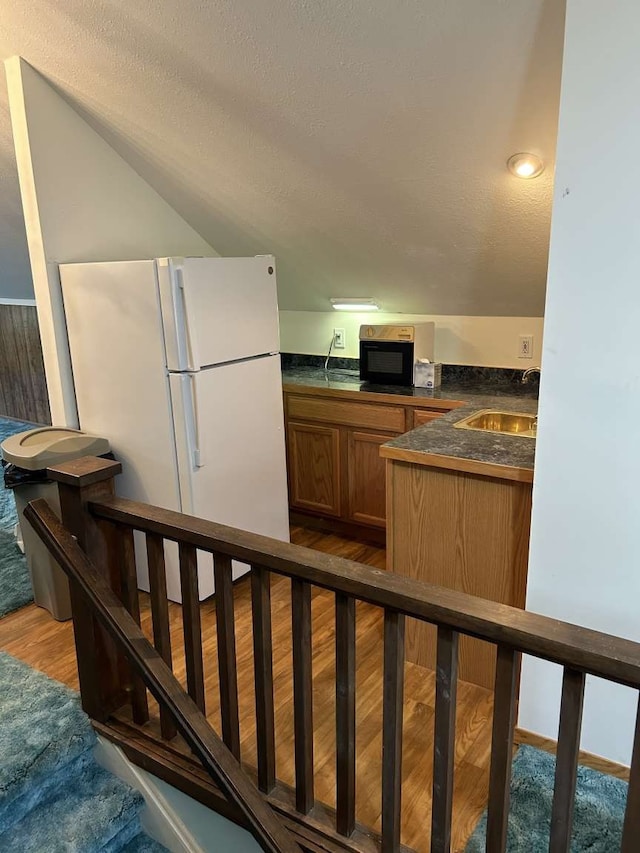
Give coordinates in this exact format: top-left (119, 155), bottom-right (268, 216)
top-left (1, 427), bottom-right (111, 471)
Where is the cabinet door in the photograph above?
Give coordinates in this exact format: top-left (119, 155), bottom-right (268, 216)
top-left (287, 422), bottom-right (341, 516)
top-left (347, 431), bottom-right (397, 528)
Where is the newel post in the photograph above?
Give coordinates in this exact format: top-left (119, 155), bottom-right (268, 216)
top-left (47, 455), bottom-right (126, 722)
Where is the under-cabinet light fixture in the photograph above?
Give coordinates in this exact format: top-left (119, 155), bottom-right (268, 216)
top-left (507, 153), bottom-right (544, 179)
top-left (330, 298), bottom-right (380, 311)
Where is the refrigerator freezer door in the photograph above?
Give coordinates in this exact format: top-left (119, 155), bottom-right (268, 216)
top-left (158, 256), bottom-right (280, 371)
top-left (169, 354), bottom-right (290, 585)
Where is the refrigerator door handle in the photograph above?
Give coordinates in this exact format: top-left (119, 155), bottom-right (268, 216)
top-left (182, 374), bottom-right (204, 469)
top-left (175, 266), bottom-right (201, 372)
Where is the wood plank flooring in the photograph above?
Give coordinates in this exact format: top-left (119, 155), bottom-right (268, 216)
top-left (0, 525), bottom-right (494, 852)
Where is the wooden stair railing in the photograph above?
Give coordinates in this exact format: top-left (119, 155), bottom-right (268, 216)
top-left (24, 496), bottom-right (302, 853)
top-left (26, 456), bottom-right (640, 853)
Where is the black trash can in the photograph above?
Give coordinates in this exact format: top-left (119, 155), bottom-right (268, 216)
top-left (1, 427), bottom-right (111, 620)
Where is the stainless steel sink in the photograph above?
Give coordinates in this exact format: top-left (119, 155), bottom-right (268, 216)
top-left (454, 410), bottom-right (537, 437)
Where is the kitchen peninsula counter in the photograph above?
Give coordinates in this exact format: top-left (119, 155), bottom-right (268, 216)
top-left (380, 395), bottom-right (537, 482)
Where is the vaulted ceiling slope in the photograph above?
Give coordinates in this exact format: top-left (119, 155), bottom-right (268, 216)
top-left (0, 0), bottom-right (565, 313)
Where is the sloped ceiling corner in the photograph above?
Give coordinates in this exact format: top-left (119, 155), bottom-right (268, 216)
top-left (0, 0), bottom-right (565, 312)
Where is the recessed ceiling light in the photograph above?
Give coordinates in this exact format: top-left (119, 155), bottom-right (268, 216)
top-left (330, 298), bottom-right (380, 311)
top-left (507, 153), bottom-right (544, 179)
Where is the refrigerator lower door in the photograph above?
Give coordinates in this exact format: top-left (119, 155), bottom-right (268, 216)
top-left (169, 354), bottom-right (290, 593)
top-left (158, 256), bottom-right (280, 371)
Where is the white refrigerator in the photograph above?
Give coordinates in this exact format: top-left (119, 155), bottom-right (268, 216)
top-left (58, 256), bottom-right (290, 602)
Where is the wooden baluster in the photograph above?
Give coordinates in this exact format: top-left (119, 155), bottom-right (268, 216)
top-left (549, 667), bottom-right (586, 853)
top-left (382, 609), bottom-right (405, 853)
top-left (214, 552), bottom-right (240, 760)
top-left (335, 593), bottom-right (356, 837)
top-left (25, 497), bottom-right (302, 853)
top-left (146, 532), bottom-right (177, 740)
top-left (621, 694), bottom-right (640, 853)
top-left (251, 565), bottom-right (276, 793)
top-left (486, 645), bottom-right (520, 853)
top-left (431, 627), bottom-right (459, 853)
top-left (179, 543), bottom-right (206, 714)
top-left (47, 457), bottom-right (126, 722)
top-left (292, 578), bottom-right (314, 815)
top-left (118, 524), bottom-right (149, 724)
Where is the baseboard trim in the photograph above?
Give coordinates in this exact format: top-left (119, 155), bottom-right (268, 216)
top-left (289, 510), bottom-right (386, 546)
top-left (514, 727), bottom-right (630, 781)
top-left (94, 736), bottom-right (206, 853)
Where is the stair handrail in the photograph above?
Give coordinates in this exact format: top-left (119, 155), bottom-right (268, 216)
top-left (24, 496), bottom-right (302, 853)
top-left (31, 458), bottom-right (640, 853)
top-left (88, 494), bottom-right (640, 689)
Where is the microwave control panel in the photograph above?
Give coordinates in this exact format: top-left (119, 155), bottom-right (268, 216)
top-left (359, 324), bottom-right (415, 341)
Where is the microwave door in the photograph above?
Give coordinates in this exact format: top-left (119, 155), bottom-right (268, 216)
top-left (360, 341), bottom-right (414, 386)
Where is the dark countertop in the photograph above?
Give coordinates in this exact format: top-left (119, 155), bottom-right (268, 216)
top-left (282, 367), bottom-right (537, 479)
top-left (282, 367), bottom-right (537, 403)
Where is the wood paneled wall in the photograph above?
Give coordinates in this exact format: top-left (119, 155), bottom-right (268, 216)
top-left (0, 304), bottom-right (51, 425)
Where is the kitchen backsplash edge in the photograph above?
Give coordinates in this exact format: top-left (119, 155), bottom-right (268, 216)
top-left (280, 353), bottom-right (538, 388)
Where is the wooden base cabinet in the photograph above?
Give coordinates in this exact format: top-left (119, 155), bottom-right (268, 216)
top-left (287, 421), bottom-right (396, 529)
top-left (283, 387), bottom-right (459, 536)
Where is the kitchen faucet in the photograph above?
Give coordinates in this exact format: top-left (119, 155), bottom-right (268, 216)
top-left (521, 366), bottom-right (541, 384)
top-left (324, 332), bottom-right (336, 371)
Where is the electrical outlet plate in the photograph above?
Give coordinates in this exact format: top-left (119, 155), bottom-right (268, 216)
top-left (519, 335), bottom-right (534, 359)
top-left (333, 328), bottom-right (346, 349)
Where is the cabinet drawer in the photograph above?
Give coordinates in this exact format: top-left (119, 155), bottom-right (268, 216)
top-left (412, 408), bottom-right (448, 428)
top-left (287, 395), bottom-right (405, 432)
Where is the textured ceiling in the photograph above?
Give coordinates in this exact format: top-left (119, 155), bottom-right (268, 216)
top-left (0, 0), bottom-right (565, 312)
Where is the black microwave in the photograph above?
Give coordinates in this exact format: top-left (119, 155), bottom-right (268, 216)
top-left (359, 324), bottom-right (434, 386)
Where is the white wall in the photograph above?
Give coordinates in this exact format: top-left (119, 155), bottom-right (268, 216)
top-left (146, 775), bottom-right (261, 853)
top-left (95, 737), bottom-right (260, 853)
top-left (5, 57), bottom-right (215, 426)
top-left (520, 0), bottom-right (640, 763)
top-left (279, 311), bottom-right (544, 368)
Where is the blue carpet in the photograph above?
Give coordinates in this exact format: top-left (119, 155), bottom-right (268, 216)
top-left (0, 417), bottom-right (37, 528)
top-left (0, 652), bottom-right (167, 851)
top-left (0, 417), bottom-right (37, 616)
top-left (0, 528), bottom-right (33, 618)
top-left (465, 744), bottom-right (628, 852)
